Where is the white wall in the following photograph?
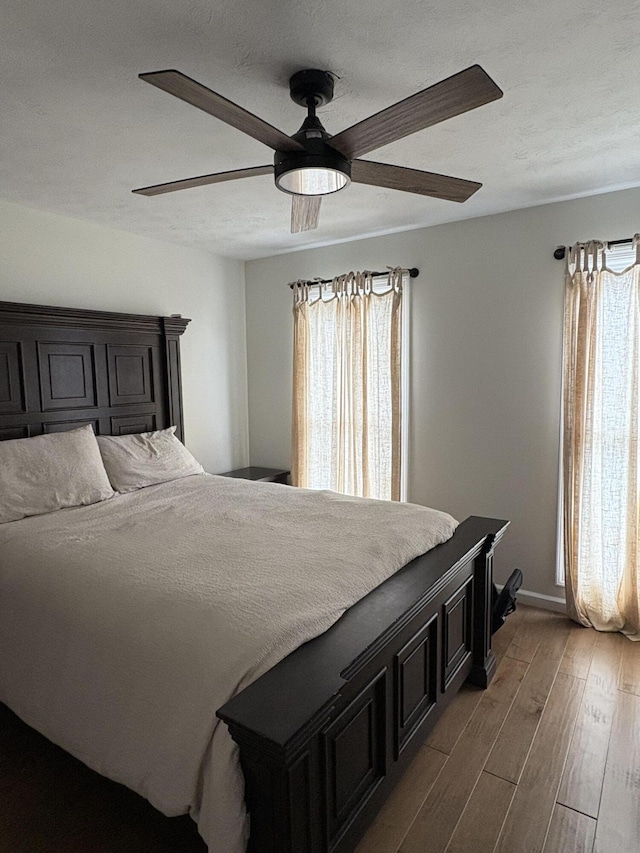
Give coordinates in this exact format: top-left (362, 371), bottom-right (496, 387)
top-left (0, 199), bottom-right (249, 473)
top-left (245, 186), bottom-right (640, 600)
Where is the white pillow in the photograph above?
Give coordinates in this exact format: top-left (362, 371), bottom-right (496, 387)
top-left (96, 427), bottom-right (204, 493)
top-left (0, 425), bottom-right (115, 524)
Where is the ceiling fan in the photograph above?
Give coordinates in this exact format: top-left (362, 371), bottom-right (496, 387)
top-left (133, 65), bottom-right (503, 233)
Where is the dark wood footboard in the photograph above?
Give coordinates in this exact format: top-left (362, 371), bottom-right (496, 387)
top-left (218, 516), bottom-right (509, 853)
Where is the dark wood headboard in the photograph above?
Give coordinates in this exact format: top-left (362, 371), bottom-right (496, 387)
top-left (0, 301), bottom-right (190, 442)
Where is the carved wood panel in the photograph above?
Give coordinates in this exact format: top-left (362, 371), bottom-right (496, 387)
top-left (0, 341), bottom-right (25, 413)
top-left (395, 613), bottom-right (438, 757)
top-left (442, 577), bottom-right (474, 690)
top-left (107, 345), bottom-right (154, 406)
top-left (0, 425), bottom-right (28, 440)
top-left (38, 342), bottom-right (97, 411)
top-left (43, 419), bottom-right (100, 434)
top-left (323, 669), bottom-right (386, 846)
top-left (110, 413), bottom-right (157, 435)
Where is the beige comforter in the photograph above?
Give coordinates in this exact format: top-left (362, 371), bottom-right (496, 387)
top-left (0, 474), bottom-right (456, 851)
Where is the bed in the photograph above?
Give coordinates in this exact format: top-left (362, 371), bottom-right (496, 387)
top-left (0, 299), bottom-right (508, 853)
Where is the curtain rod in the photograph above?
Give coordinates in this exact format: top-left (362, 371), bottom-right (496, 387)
top-left (553, 238), bottom-right (632, 261)
top-left (288, 267), bottom-right (419, 288)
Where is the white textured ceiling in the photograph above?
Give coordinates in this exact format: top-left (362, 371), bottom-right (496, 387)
top-left (1, 0), bottom-right (639, 260)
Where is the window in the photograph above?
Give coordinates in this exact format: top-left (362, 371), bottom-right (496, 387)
top-left (559, 236), bottom-right (640, 637)
top-left (292, 269), bottom-right (408, 501)
top-left (556, 240), bottom-right (638, 586)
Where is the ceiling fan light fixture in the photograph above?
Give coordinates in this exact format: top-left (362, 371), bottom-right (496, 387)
top-left (276, 165), bottom-right (350, 196)
top-left (274, 148), bottom-right (351, 197)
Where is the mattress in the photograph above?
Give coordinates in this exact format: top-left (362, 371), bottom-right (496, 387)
top-left (0, 474), bottom-right (456, 851)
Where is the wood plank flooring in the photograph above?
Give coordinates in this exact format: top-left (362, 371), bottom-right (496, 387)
top-left (1, 605), bottom-right (638, 852)
top-left (356, 605), bottom-right (640, 853)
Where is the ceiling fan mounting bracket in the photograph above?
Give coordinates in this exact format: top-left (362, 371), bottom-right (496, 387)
top-left (289, 69), bottom-right (335, 108)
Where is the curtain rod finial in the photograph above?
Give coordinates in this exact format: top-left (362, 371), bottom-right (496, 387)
top-left (409, 267), bottom-right (419, 278)
top-left (554, 247), bottom-right (566, 260)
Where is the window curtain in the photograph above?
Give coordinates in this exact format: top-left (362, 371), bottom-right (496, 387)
top-left (292, 268), bottom-right (404, 501)
top-left (562, 235), bottom-right (640, 638)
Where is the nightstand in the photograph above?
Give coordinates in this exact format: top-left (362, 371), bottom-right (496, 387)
top-left (218, 466), bottom-right (290, 485)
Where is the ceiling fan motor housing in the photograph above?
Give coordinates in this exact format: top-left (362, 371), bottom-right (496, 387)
top-left (274, 111), bottom-right (351, 195)
top-left (276, 69), bottom-right (350, 196)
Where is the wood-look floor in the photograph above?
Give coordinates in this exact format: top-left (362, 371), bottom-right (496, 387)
top-left (1, 606), bottom-right (638, 852)
top-left (356, 605), bottom-right (640, 853)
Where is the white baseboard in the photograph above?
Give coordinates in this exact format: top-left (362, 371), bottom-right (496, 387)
top-left (495, 584), bottom-right (567, 615)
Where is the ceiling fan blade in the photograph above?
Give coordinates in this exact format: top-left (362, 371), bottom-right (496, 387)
top-left (329, 65), bottom-right (503, 160)
top-left (351, 160), bottom-right (481, 202)
top-left (132, 165), bottom-right (274, 197)
top-left (291, 195), bottom-right (322, 232)
top-left (139, 70), bottom-right (304, 153)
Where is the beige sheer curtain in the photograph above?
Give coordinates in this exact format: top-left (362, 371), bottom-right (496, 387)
top-left (562, 236), bottom-right (640, 638)
top-left (292, 268), bottom-right (405, 500)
